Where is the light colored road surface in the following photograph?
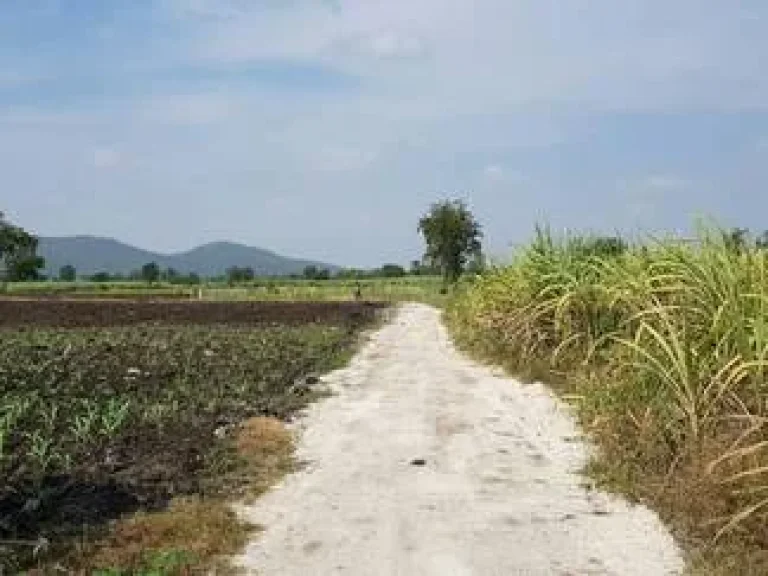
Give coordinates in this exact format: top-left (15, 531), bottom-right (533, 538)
top-left (235, 304), bottom-right (683, 575)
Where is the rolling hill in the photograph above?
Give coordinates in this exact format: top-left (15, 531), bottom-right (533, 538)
top-left (38, 236), bottom-right (339, 278)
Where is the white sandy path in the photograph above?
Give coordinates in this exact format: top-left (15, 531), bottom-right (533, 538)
top-left (234, 304), bottom-right (683, 576)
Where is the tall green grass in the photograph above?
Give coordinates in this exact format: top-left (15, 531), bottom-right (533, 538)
top-left (447, 226), bottom-right (768, 570)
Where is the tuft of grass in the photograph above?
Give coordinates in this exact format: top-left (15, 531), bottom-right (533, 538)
top-left (76, 497), bottom-right (252, 575)
top-left (234, 416), bottom-right (296, 499)
top-left (446, 225), bottom-right (768, 573)
top-left (73, 417), bottom-right (295, 574)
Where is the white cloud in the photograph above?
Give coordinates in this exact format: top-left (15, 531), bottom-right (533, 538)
top-left (310, 146), bottom-right (376, 173)
top-left (619, 174), bottom-right (690, 197)
top-left (483, 165), bottom-right (504, 181)
top-left (91, 147), bottom-right (121, 169)
top-left (480, 164), bottom-right (530, 187)
top-left (644, 175), bottom-right (690, 190)
top-left (163, 0), bottom-right (768, 113)
top-left (367, 33), bottom-right (426, 60)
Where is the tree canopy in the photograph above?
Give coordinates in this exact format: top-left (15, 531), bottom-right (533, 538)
top-left (140, 262), bottom-right (160, 284)
top-left (303, 265), bottom-right (331, 280)
top-left (418, 200), bottom-right (483, 283)
top-left (0, 212), bottom-right (45, 281)
top-left (59, 264), bottom-right (77, 282)
top-left (226, 266), bottom-right (255, 285)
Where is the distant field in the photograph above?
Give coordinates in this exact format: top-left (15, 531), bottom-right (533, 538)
top-left (0, 299), bottom-right (386, 329)
top-left (2, 276), bottom-right (445, 303)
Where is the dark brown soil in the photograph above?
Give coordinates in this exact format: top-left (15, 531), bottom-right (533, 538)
top-left (0, 298), bottom-right (386, 329)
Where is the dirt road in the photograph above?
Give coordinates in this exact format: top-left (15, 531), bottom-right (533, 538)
top-left (236, 304), bottom-right (683, 575)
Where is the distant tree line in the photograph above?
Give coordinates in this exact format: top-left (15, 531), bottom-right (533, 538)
top-left (297, 261), bottom-right (446, 281)
top-left (226, 266), bottom-right (255, 285)
top-left (334, 261), bottom-right (442, 279)
top-left (85, 264), bottom-right (202, 285)
top-left (60, 260), bottom-right (441, 285)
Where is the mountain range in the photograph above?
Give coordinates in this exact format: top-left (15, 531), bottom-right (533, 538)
top-left (38, 236), bottom-right (339, 278)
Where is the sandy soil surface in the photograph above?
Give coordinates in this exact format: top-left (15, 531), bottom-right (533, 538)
top-left (235, 304), bottom-right (683, 575)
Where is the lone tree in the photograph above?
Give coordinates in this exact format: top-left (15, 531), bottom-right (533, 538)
top-left (303, 265), bottom-right (330, 280)
top-left (378, 264), bottom-right (406, 278)
top-left (0, 212), bottom-right (45, 282)
top-left (141, 261), bottom-right (161, 285)
top-left (226, 266), bottom-right (255, 285)
top-left (418, 199), bottom-right (482, 283)
top-left (59, 264), bottom-right (77, 282)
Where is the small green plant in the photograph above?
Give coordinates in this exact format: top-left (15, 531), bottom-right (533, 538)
top-left (71, 400), bottom-right (100, 443)
top-left (26, 430), bottom-right (57, 477)
top-left (0, 421), bottom-right (9, 465)
top-left (99, 398), bottom-right (132, 438)
top-left (93, 549), bottom-right (197, 576)
top-left (143, 549), bottom-right (197, 574)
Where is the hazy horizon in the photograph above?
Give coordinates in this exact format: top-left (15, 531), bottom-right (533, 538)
top-left (3, 2), bottom-right (768, 267)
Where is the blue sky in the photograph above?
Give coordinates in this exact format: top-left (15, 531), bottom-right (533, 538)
top-left (1, 1), bottom-right (767, 266)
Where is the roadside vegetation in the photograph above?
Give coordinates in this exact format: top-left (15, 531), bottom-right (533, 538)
top-left (446, 224), bottom-right (768, 574)
top-left (0, 301), bottom-right (381, 573)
